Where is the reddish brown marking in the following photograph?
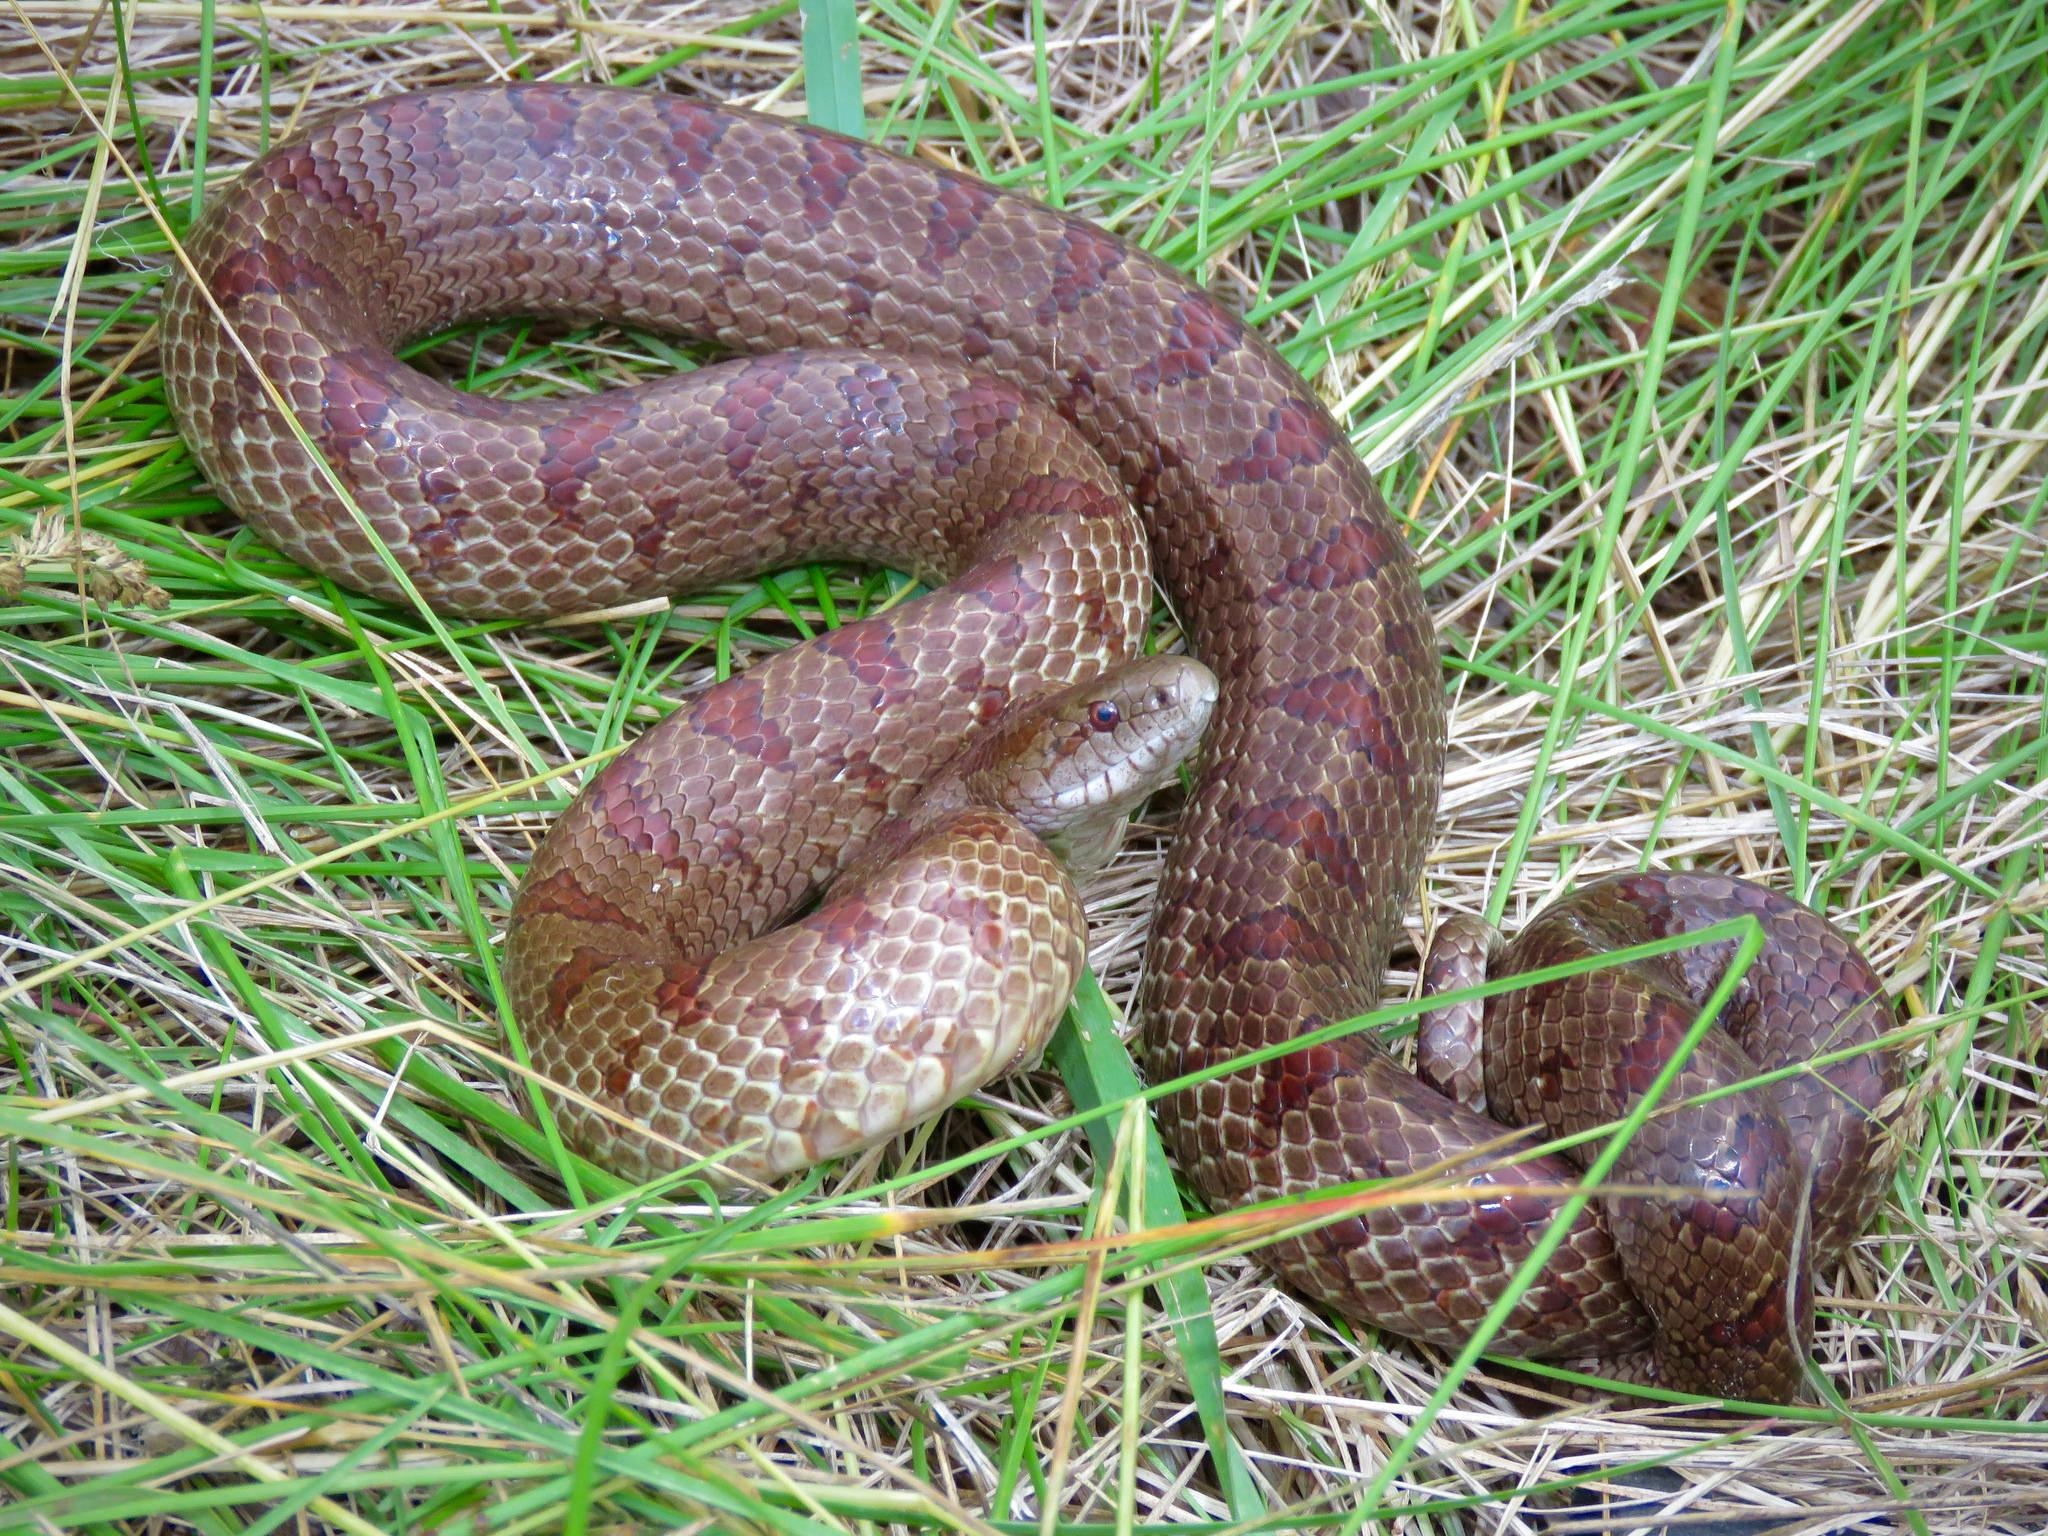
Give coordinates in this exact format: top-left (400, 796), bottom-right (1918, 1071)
top-left (834, 361), bottom-right (910, 453)
top-left (1254, 1041), bottom-right (1344, 1127)
top-left (835, 749), bottom-right (898, 807)
top-left (1185, 540), bottom-right (1238, 609)
top-left (710, 354), bottom-right (807, 481)
top-left (1200, 906), bottom-right (1342, 968)
top-left (1001, 474), bottom-right (1123, 525)
top-left (1053, 358), bottom-right (1106, 428)
top-left (1704, 1278), bottom-right (1789, 1351)
top-left (374, 91), bottom-right (454, 139)
top-left (1037, 218), bottom-right (1126, 322)
top-left (1255, 667), bottom-right (1410, 775)
top-left (594, 771), bottom-right (686, 863)
top-left (1133, 295), bottom-right (1242, 392)
top-left (269, 140), bottom-right (376, 225)
top-left (536, 396), bottom-right (640, 526)
top-left (412, 506), bottom-right (476, 575)
top-left (663, 101), bottom-right (732, 192)
top-left (921, 179), bottom-right (1000, 276)
top-left (1231, 794), bottom-right (1365, 896)
top-left (1071, 574), bottom-right (1131, 653)
top-left (798, 134), bottom-right (866, 227)
top-left (934, 376), bottom-right (1022, 478)
top-left (1682, 1194), bottom-right (1751, 1246)
top-left (602, 1034), bottom-right (646, 1098)
top-left (1720, 1112), bottom-right (1785, 1193)
top-left (518, 867), bottom-right (650, 932)
top-left (1464, 1194), bottom-right (1551, 1245)
top-left (207, 238), bottom-right (344, 304)
top-left (1264, 514), bottom-right (1393, 600)
top-left (836, 268), bottom-right (876, 324)
top-left (950, 554), bottom-right (1044, 632)
top-left (778, 1007), bottom-right (830, 1065)
top-left (904, 852), bottom-right (1013, 966)
top-left (1533, 1044), bottom-right (1574, 1104)
top-left (1378, 611), bottom-right (1430, 665)
top-left (545, 945), bottom-right (614, 1027)
top-left (1129, 442), bottom-right (1176, 511)
top-left (507, 83), bottom-right (581, 159)
top-left (320, 345), bottom-right (517, 463)
top-left (688, 671), bottom-right (797, 770)
top-left (808, 891), bottom-right (883, 952)
top-left (946, 660), bottom-right (1011, 729)
top-left (319, 346), bottom-right (407, 456)
top-left (1616, 1032), bottom-right (1676, 1098)
top-left (720, 219), bottom-right (765, 281)
top-left (958, 316), bottom-right (996, 363)
top-left (420, 464), bottom-right (462, 510)
top-left (1225, 400), bottom-right (1339, 488)
top-left (813, 621), bottom-right (915, 701)
top-left (652, 957), bottom-right (716, 1033)
top-left (631, 493), bottom-right (677, 567)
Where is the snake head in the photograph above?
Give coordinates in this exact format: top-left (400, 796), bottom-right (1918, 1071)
top-left (959, 654), bottom-right (1219, 876)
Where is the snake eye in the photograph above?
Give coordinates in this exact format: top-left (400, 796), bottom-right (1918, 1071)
top-left (1089, 701), bottom-right (1121, 731)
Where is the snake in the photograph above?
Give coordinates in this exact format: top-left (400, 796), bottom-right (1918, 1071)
top-left (158, 83), bottom-right (1899, 1403)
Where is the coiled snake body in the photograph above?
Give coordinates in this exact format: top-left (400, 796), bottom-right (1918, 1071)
top-left (161, 84), bottom-right (1897, 1402)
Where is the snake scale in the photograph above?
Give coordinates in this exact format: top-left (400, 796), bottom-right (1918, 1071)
top-left (160, 83), bottom-right (1898, 1403)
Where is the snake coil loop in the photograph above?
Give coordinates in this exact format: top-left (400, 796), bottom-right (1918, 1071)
top-left (161, 83), bottom-right (1898, 1402)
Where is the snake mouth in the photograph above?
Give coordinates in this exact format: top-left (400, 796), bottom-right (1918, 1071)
top-left (1124, 655), bottom-right (1219, 781)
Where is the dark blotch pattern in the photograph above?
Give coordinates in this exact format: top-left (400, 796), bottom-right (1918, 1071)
top-left (663, 101), bottom-right (731, 192)
top-left (1266, 513), bottom-right (1393, 597)
top-left (1256, 666), bottom-right (1410, 775)
top-left (689, 672), bottom-right (798, 769)
top-left (1424, 870), bottom-right (1900, 1400)
top-left (1132, 295), bottom-right (1242, 392)
top-left (1232, 794), bottom-right (1365, 896)
top-left (1223, 400), bottom-right (1338, 488)
top-left (509, 83), bottom-right (581, 158)
top-left (1039, 219), bottom-right (1126, 322)
top-left (798, 134), bottom-right (866, 227)
top-left (158, 83), bottom-right (1900, 1403)
top-left (921, 179), bottom-right (1000, 276)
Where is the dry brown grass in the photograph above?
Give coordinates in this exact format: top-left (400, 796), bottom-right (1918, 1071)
top-left (1, 1), bottom-right (2042, 1532)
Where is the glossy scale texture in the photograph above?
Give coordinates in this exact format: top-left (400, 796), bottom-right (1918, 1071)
top-left (160, 84), bottom-right (1898, 1400)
